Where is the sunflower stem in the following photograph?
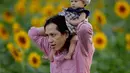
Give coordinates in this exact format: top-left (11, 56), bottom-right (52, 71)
top-left (21, 51), bottom-right (25, 73)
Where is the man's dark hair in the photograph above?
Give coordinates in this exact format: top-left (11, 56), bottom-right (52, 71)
top-left (44, 15), bottom-right (69, 34)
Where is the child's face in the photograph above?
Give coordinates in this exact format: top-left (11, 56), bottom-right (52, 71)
top-left (70, 0), bottom-right (85, 8)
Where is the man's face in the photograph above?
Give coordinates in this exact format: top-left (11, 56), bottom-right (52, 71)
top-left (45, 23), bottom-right (68, 51)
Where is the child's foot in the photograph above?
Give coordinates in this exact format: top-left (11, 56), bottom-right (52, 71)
top-left (42, 56), bottom-right (49, 60)
top-left (64, 53), bottom-right (72, 59)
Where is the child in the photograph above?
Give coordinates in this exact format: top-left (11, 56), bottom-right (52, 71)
top-left (48, 0), bottom-right (91, 61)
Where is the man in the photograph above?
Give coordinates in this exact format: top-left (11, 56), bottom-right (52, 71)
top-left (28, 15), bottom-right (95, 73)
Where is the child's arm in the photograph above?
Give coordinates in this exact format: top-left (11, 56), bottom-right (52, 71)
top-left (68, 12), bottom-right (86, 26)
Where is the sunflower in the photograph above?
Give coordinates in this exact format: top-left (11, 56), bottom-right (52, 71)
top-left (29, 0), bottom-right (41, 14)
top-left (12, 22), bottom-right (22, 33)
top-left (41, 4), bottom-right (55, 16)
top-left (93, 32), bottom-right (107, 50)
top-left (2, 11), bottom-right (14, 23)
top-left (47, 0), bottom-right (60, 3)
top-left (126, 34), bottom-right (130, 50)
top-left (14, 30), bottom-right (30, 50)
top-left (0, 24), bottom-right (9, 40)
top-left (28, 52), bottom-right (41, 68)
top-left (31, 0), bottom-right (40, 3)
top-left (63, 1), bottom-right (70, 8)
top-left (40, 16), bottom-right (47, 26)
top-left (7, 43), bottom-right (23, 62)
top-left (112, 27), bottom-right (124, 32)
top-left (31, 17), bottom-right (41, 27)
top-left (56, 2), bottom-right (69, 12)
top-left (56, 4), bottom-right (64, 13)
top-left (93, 24), bottom-right (101, 32)
top-left (97, 0), bottom-right (104, 9)
top-left (14, 1), bottom-right (26, 15)
top-left (55, 2), bottom-right (70, 15)
top-left (93, 10), bottom-right (107, 25)
top-left (114, 1), bottom-right (130, 19)
top-left (90, 18), bottom-right (101, 32)
top-left (19, 0), bottom-right (26, 2)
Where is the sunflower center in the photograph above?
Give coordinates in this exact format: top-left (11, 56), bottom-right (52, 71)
top-left (32, 57), bottom-right (37, 64)
top-left (1, 28), bottom-right (7, 35)
top-left (47, 10), bottom-right (52, 15)
top-left (5, 12), bottom-right (12, 17)
top-left (97, 38), bottom-right (103, 44)
top-left (18, 7), bottom-right (25, 13)
top-left (13, 50), bottom-right (19, 57)
top-left (19, 36), bottom-right (26, 44)
top-left (127, 41), bottom-right (130, 44)
top-left (119, 5), bottom-right (126, 13)
top-left (97, 16), bottom-right (102, 24)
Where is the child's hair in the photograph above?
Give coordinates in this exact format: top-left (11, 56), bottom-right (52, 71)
top-left (70, 0), bottom-right (91, 6)
top-left (80, 0), bottom-right (91, 6)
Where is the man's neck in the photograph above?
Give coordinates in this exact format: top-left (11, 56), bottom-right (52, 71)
top-left (55, 48), bottom-right (67, 55)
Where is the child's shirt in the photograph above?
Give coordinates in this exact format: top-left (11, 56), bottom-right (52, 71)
top-left (59, 7), bottom-right (90, 35)
top-left (59, 7), bottom-right (90, 20)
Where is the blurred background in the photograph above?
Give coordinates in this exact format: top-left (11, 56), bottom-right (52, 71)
top-left (0, 0), bottom-right (130, 73)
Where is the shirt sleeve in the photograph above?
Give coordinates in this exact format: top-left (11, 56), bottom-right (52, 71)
top-left (76, 21), bottom-right (93, 56)
top-left (28, 27), bottom-right (50, 56)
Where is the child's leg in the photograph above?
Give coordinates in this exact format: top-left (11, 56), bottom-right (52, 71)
top-left (65, 35), bottom-right (77, 59)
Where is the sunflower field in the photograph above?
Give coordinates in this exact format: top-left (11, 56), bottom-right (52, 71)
top-left (0, 0), bottom-right (130, 73)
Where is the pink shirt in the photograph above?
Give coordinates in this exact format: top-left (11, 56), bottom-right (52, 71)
top-left (28, 20), bottom-right (95, 73)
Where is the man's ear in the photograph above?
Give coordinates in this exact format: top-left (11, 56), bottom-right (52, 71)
top-left (65, 30), bottom-right (69, 38)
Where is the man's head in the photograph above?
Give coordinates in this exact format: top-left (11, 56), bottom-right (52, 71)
top-left (44, 15), bottom-right (71, 51)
